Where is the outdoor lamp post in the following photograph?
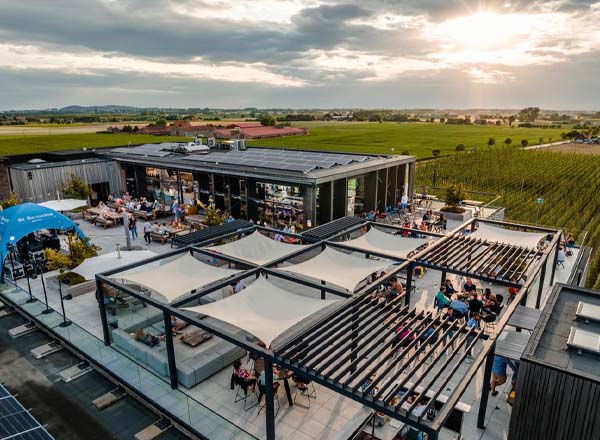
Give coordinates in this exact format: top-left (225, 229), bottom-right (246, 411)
top-left (58, 279), bottom-right (72, 327)
top-left (24, 260), bottom-right (37, 304)
top-left (36, 260), bottom-right (53, 315)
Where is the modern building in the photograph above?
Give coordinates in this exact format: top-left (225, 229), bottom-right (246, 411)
top-left (508, 283), bottom-right (600, 440)
top-left (0, 149), bottom-right (124, 203)
top-left (98, 143), bottom-right (415, 229)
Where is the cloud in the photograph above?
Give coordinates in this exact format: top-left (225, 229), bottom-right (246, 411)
top-left (0, 0), bottom-right (599, 109)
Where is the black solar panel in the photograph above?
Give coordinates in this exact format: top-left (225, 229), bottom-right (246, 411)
top-left (0, 385), bottom-right (54, 440)
top-left (182, 148), bottom-right (372, 173)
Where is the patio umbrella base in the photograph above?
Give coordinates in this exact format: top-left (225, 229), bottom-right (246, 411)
top-left (26, 298), bottom-right (38, 303)
top-left (42, 309), bottom-right (54, 315)
top-left (59, 320), bottom-right (72, 328)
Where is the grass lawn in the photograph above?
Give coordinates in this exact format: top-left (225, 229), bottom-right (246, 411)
top-left (250, 122), bottom-right (567, 158)
top-left (0, 134), bottom-right (192, 156)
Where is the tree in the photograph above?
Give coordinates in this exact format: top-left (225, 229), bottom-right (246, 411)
top-left (441, 183), bottom-right (466, 213)
top-left (455, 144), bottom-right (465, 153)
top-left (260, 114), bottom-right (276, 126)
top-left (538, 137), bottom-right (544, 144)
top-left (504, 137), bottom-right (513, 146)
top-left (154, 118), bottom-right (167, 127)
top-left (518, 107), bottom-right (540, 122)
top-left (487, 137), bottom-right (496, 148)
top-left (198, 198), bottom-right (225, 226)
top-left (521, 139), bottom-right (529, 147)
top-left (401, 150), bottom-right (410, 156)
top-left (122, 124), bottom-right (133, 133)
top-left (508, 115), bottom-right (516, 126)
top-left (439, 117), bottom-right (445, 123)
top-left (63, 174), bottom-right (91, 200)
top-left (432, 149), bottom-right (441, 157)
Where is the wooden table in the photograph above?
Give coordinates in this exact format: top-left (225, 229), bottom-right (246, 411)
top-left (180, 331), bottom-right (212, 347)
top-left (258, 369), bottom-right (294, 407)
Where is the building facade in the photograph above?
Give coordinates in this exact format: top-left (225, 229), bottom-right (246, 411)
top-left (100, 144), bottom-right (415, 229)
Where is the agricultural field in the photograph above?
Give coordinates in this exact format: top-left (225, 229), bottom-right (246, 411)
top-left (0, 133), bottom-right (191, 156)
top-left (416, 148), bottom-right (600, 288)
top-left (250, 122), bottom-right (567, 158)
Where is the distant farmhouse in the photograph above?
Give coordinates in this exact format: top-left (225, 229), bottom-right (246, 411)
top-left (170, 120), bottom-right (308, 139)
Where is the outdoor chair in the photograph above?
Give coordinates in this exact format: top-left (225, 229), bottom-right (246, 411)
top-left (481, 312), bottom-right (497, 336)
top-left (232, 374), bottom-right (258, 411)
top-left (257, 382), bottom-right (280, 416)
top-left (292, 374), bottom-right (316, 408)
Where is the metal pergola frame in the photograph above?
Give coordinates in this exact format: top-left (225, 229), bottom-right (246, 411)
top-left (93, 216), bottom-right (562, 440)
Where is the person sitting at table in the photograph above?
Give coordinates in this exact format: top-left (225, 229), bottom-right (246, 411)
top-left (564, 233), bottom-right (576, 248)
top-left (134, 329), bottom-right (164, 348)
top-left (462, 278), bottom-right (477, 294)
top-left (435, 214), bottom-right (446, 231)
top-left (151, 222), bottom-right (160, 234)
top-left (468, 292), bottom-right (484, 318)
top-left (419, 221), bottom-right (427, 232)
top-left (392, 325), bottom-right (415, 349)
top-left (259, 368), bottom-right (280, 393)
top-left (482, 288), bottom-right (500, 312)
top-left (413, 265), bottom-right (426, 278)
top-left (444, 278), bottom-right (456, 296)
top-left (422, 210), bottom-right (431, 221)
top-left (434, 286), bottom-right (451, 312)
top-left (171, 316), bottom-right (187, 334)
top-left (449, 299), bottom-right (468, 320)
top-left (233, 359), bottom-right (256, 382)
top-left (158, 223), bottom-right (169, 237)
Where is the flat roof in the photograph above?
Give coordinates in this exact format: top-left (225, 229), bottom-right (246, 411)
top-left (9, 157), bottom-right (113, 171)
top-left (524, 283), bottom-right (600, 382)
top-left (100, 144), bottom-right (414, 183)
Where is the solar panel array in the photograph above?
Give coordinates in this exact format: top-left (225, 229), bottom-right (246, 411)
top-left (184, 148), bottom-right (371, 173)
top-left (0, 385), bottom-right (54, 440)
top-left (111, 143), bottom-right (178, 157)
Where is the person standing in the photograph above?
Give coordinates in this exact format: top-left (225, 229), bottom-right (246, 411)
top-left (143, 220), bottom-right (152, 245)
top-left (400, 192), bottom-right (408, 212)
top-left (490, 354), bottom-right (518, 396)
top-left (129, 215), bottom-right (138, 240)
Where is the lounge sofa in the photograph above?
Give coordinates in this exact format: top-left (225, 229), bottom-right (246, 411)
top-left (111, 312), bottom-right (246, 388)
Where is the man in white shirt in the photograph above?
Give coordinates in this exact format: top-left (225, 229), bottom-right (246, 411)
top-left (143, 220), bottom-right (152, 245)
top-left (234, 280), bottom-right (245, 293)
top-left (400, 193), bottom-right (408, 211)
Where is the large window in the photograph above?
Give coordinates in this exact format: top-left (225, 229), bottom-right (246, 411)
top-left (347, 176), bottom-right (365, 216)
top-left (180, 172), bottom-right (196, 205)
top-left (145, 167), bottom-right (178, 206)
top-left (257, 183), bottom-right (305, 229)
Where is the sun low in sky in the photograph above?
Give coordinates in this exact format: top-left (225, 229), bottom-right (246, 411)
top-left (0, 0), bottom-right (599, 109)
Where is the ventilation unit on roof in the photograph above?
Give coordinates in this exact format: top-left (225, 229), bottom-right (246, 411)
top-left (27, 158), bottom-right (46, 164)
top-left (171, 140), bottom-right (210, 155)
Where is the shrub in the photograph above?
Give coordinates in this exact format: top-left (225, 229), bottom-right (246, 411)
top-left (0, 192), bottom-right (20, 209)
top-left (401, 150), bottom-right (410, 156)
top-left (44, 248), bottom-right (72, 272)
top-left (432, 149), bottom-right (441, 157)
top-left (57, 271), bottom-right (86, 285)
top-left (455, 144), bottom-right (465, 153)
top-left (63, 174), bottom-right (91, 200)
top-left (443, 183), bottom-right (466, 213)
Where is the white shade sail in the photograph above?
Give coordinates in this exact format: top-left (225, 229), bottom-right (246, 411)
top-left (280, 246), bottom-right (390, 292)
top-left (208, 230), bottom-right (307, 265)
top-left (470, 223), bottom-right (547, 250)
top-left (118, 253), bottom-right (241, 303)
top-left (72, 250), bottom-right (158, 280)
top-left (182, 276), bottom-right (341, 347)
top-left (341, 227), bottom-right (431, 259)
top-left (39, 199), bottom-right (88, 212)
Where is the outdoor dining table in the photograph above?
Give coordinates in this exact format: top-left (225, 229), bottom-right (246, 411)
top-left (257, 368), bottom-right (295, 407)
top-left (87, 207), bottom-right (122, 223)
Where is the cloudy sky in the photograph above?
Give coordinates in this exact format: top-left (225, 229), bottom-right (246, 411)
top-left (1, 0), bottom-right (599, 110)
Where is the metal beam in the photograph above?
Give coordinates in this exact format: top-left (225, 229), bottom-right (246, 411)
top-left (163, 311), bottom-right (178, 389)
top-left (477, 344), bottom-right (496, 429)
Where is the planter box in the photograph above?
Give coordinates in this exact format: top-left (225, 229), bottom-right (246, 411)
top-left (436, 209), bottom-right (472, 222)
top-left (67, 212), bottom-right (83, 220)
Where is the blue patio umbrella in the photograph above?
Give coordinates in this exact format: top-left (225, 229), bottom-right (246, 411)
top-left (0, 203), bottom-right (86, 264)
